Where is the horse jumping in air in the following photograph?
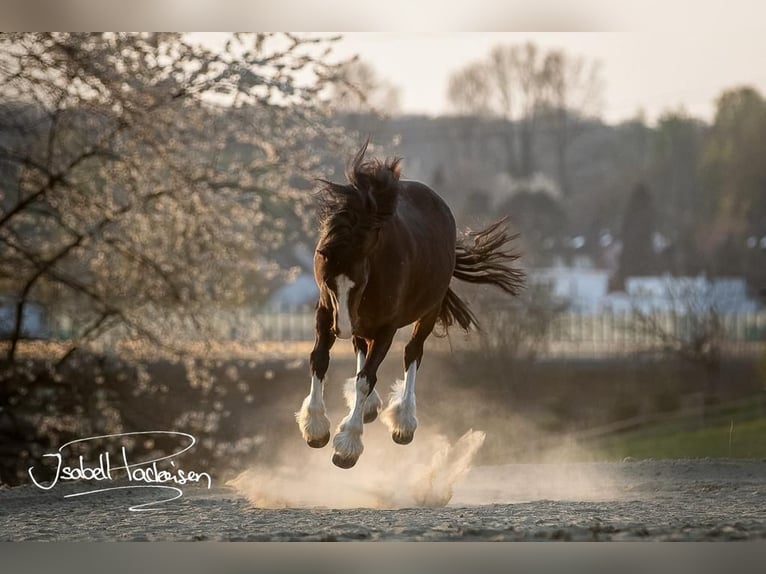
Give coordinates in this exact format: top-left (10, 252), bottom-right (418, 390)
top-left (296, 142), bottom-right (524, 468)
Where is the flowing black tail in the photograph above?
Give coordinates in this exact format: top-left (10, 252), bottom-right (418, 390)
top-left (438, 218), bottom-right (525, 332)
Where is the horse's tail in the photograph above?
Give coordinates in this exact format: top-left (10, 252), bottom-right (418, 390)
top-left (438, 287), bottom-right (478, 332)
top-left (438, 218), bottom-right (525, 332)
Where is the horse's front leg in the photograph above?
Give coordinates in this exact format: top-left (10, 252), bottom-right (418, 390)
top-left (352, 336), bottom-right (382, 424)
top-left (332, 326), bottom-right (396, 468)
top-left (296, 305), bottom-right (335, 448)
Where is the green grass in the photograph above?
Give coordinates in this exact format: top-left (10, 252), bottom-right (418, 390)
top-left (598, 417), bottom-right (766, 460)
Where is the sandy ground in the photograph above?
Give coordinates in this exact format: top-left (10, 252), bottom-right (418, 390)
top-left (2, 457), bottom-right (765, 541)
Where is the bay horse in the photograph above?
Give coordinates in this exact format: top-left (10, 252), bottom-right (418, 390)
top-left (296, 142), bottom-right (524, 468)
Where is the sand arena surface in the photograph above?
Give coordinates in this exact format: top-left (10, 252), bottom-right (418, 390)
top-left (3, 456), bottom-right (765, 541)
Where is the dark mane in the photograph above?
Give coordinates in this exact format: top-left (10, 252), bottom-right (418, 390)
top-left (315, 141), bottom-right (401, 259)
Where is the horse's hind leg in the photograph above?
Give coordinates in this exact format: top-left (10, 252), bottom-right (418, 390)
top-left (381, 310), bottom-right (438, 445)
top-left (333, 327), bottom-right (396, 468)
top-left (352, 336), bottom-right (381, 424)
top-left (297, 305), bottom-right (334, 448)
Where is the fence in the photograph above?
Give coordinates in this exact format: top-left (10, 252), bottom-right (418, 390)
top-left (240, 306), bottom-right (766, 358)
top-left (537, 310), bottom-right (766, 358)
top-left (43, 304), bottom-right (766, 359)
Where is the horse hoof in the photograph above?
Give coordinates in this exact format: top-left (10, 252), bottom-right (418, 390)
top-left (307, 433), bottom-right (330, 448)
top-left (363, 410), bottom-right (378, 424)
top-left (392, 430), bottom-right (414, 445)
top-left (332, 453), bottom-right (358, 469)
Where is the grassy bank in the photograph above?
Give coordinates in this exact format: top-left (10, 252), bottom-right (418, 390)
top-left (596, 399), bottom-right (766, 460)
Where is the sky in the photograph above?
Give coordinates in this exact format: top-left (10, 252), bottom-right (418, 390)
top-left (191, 32), bottom-right (766, 126)
top-left (329, 32), bottom-right (766, 125)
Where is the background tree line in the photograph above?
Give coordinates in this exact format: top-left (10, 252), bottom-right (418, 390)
top-left (338, 42), bottom-right (766, 296)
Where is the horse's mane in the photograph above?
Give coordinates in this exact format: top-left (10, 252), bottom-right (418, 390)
top-left (315, 141), bottom-right (401, 259)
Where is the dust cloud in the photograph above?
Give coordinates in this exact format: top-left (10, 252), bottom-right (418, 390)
top-left (228, 356), bottom-right (627, 509)
top-left (229, 404), bottom-right (624, 509)
top-left (228, 421), bottom-right (486, 509)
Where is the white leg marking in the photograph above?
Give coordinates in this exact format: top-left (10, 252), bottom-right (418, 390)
top-left (356, 350), bottom-right (366, 374)
top-left (381, 362), bottom-right (418, 443)
top-left (353, 350), bottom-right (380, 423)
top-left (296, 374), bottom-right (330, 445)
top-left (333, 375), bottom-right (368, 463)
top-left (343, 375), bottom-right (381, 425)
top-left (364, 387), bottom-right (382, 423)
top-left (333, 274), bottom-right (354, 340)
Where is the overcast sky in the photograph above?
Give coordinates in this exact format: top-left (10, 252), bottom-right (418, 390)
top-left (328, 32), bottom-right (766, 124)
top-left (192, 32), bottom-right (766, 126)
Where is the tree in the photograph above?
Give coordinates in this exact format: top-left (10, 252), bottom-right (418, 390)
top-left (459, 189), bottom-right (492, 224)
top-left (538, 50), bottom-right (602, 197)
top-left (0, 33), bottom-right (346, 363)
top-left (628, 279), bottom-right (725, 399)
top-left (326, 58), bottom-right (401, 114)
top-left (447, 42), bottom-right (601, 194)
top-left (616, 183), bottom-right (657, 288)
top-left (649, 112), bottom-right (707, 274)
top-left (700, 86), bottom-right (766, 286)
top-left (496, 187), bottom-right (566, 266)
top-left (0, 32), bottom-right (354, 485)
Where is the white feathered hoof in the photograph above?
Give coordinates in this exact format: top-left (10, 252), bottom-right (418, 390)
top-left (381, 382), bottom-right (418, 446)
top-left (363, 389), bottom-right (382, 423)
top-left (307, 433), bottom-right (330, 448)
top-left (296, 398), bottom-right (331, 449)
top-left (331, 452), bottom-right (358, 469)
top-left (392, 428), bottom-right (415, 445)
top-left (331, 425), bottom-right (364, 469)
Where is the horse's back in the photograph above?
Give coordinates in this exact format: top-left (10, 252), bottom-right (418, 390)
top-left (362, 180), bottom-right (456, 329)
top-left (397, 180), bottom-right (456, 235)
